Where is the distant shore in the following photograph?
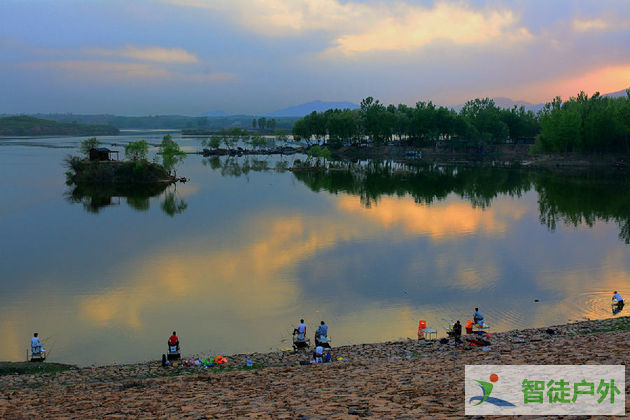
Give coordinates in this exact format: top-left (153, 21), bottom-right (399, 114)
top-left (0, 116), bottom-right (119, 136)
top-left (2, 316), bottom-right (629, 418)
top-left (330, 144), bottom-right (629, 171)
top-left (198, 143), bottom-right (629, 172)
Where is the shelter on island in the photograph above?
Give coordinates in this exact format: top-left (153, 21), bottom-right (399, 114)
top-left (89, 147), bottom-right (119, 162)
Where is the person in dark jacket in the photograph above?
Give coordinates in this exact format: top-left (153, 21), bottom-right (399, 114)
top-left (452, 320), bottom-right (462, 342)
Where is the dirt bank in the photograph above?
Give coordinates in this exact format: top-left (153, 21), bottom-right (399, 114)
top-left (2, 317), bottom-right (630, 418)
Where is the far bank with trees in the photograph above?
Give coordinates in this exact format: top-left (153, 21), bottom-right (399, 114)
top-left (290, 90), bottom-right (630, 156)
top-left (0, 116), bottom-right (119, 136)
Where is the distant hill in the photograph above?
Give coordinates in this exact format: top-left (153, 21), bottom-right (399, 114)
top-left (452, 97), bottom-right (543, 113)
top-left (0, 116), bottom-right (119, 136)
top-left (452, 89), bottom-right (627, 113)
top-left (266, 100), bottom-right (359, 117)
top-left (492, 97), bottom-right (540, 110)
top-left (32, 113), bottom-right (208, 130)
top-left (603, 89), bottom-right (628, 98)
top-left (199, 110), bottom-right (228, 117)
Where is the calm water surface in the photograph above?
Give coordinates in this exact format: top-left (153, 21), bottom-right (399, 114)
top-left (1, 133), bottom-right (629, 365)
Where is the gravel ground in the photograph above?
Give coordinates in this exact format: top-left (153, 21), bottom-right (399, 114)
top-left (2, 317), bottom-right (630, 418)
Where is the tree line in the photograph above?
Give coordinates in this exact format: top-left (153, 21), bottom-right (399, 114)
top-left (252, 117), bottom-right (277, 131)
top-left (291, 90), bottom-right (630, 153)
top-left (536, 92), bottom-right (630, 153)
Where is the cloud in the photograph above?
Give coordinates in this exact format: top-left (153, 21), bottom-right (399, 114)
top-left (88, 45), bottom-right (199, 63)
top-left (493, 63), bottom-right (630, 103)
top-left (337, 195), bottom-right (528, 240)
top-left (330, 3), bottom-right (533, 55)
top-left (572, 18), bottom-right (610, 32)
top-left (572, 16), bottom-right (630, 33)
top-left (16, 60), bottom-right (236, 84)
top-left (50, 60), bottom-right (172, 79)
top-left (72, 194), bottom-right (529, 329)
top-left (163, 0), bottom-right (533, 54)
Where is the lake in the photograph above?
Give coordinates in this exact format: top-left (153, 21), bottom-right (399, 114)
top-left (1, 133), bottom-right (629, 365)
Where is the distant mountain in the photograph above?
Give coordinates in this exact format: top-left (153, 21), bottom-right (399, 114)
top-left (452, 97), bottom-right (543, 112)
top-left (199, 110), bottom-right (228, 117)
top-left (266, 100), bottom-right (359, 117)
top-left (603, 89), bottom-right (628, 98)
top-left (492, 97), bottom-right (537, 110)
top-left (451, 89), bottom-right (628, 113)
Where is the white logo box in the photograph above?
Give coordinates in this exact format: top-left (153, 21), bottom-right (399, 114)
top-left (465, 365), bottom-right (625, 415)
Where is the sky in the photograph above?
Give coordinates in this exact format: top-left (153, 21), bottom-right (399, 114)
top-left (0, 0), bottom-right (628, 115)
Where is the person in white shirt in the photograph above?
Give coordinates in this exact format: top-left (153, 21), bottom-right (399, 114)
top-left (314, 345), bottom-right (324, 363)
top-left (31, 333), bottom-right (45, 353)
top-left (294, 319), bottom-right (307, 340)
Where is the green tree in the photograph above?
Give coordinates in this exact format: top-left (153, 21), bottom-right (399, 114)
top-left (360, 97), bottom-right (391, 144)
top-left (275, 129), bottom-right (288, 143)
top-left (460, 98), bottom-right (509, 147)
top-left (251, 133), bottom-right (266, 150)
top-left (79, 137), bottom-right (100, 157)
top-left (159, 134), bottom-right (186, 173)
top-left (125, 140), bottom-right (149, 161)
top-left (292, 118), bottom-right (311, 144)
top-left (202, 135), bottom-right (221, 149)
top-left (307, 145), bottom-right (331, 163)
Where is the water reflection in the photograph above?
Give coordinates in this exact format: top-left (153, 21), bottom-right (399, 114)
top-left (65, 183), bottom-right (188, 216)
top-left (203, 157), bottom-right (630, 243)
top-left (3, 142), bottom-right (630, 365)
top-left (536, 173), bottom-right (630, 244)
top-left (289, 161), bottom-right (630, 243)
top-left (202, 155), bottom-right (290, 178)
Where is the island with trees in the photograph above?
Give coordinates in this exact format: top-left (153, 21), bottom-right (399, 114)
top-left (0, 115), bottom-right (119, 136)
top-left (65, 135), bottom-right (186, 186)
top-left (64, 135), bottom-right (188, 214)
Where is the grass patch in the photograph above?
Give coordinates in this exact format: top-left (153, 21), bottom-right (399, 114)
top-left (579, 319), bottom-right (630, 335)
top-left (0, 362), bottom-right (73, 376)
top-left (150, 363), bottom-right (266, 378)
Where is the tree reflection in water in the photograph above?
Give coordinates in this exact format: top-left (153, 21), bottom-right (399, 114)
top-left (203, 156), bottom-right (630, 244)
top-left (65, 183), bottom-right (187, 217)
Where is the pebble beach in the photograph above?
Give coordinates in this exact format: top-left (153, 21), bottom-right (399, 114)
top-left (2, 317), bottom-right (630, 419)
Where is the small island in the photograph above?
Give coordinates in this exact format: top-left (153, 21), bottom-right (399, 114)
top-left (65, 135), bottom-right (186, 186)
top-left (0, 115), bottom-right (119, 136)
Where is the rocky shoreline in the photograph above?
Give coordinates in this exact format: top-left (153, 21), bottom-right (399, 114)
top-left (2, 317), bottom-right (630, 418)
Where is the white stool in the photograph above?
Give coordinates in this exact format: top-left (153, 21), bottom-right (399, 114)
top-left (421, 328), bottom-right (437, 340)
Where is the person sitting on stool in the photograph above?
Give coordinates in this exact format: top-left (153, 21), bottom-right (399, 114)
top-left (168, 331), bottom-right (180, 351)
top-left (473, 308), bottom-right (484, 326)
top-left (31, 333), bottom-right (45, 354)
